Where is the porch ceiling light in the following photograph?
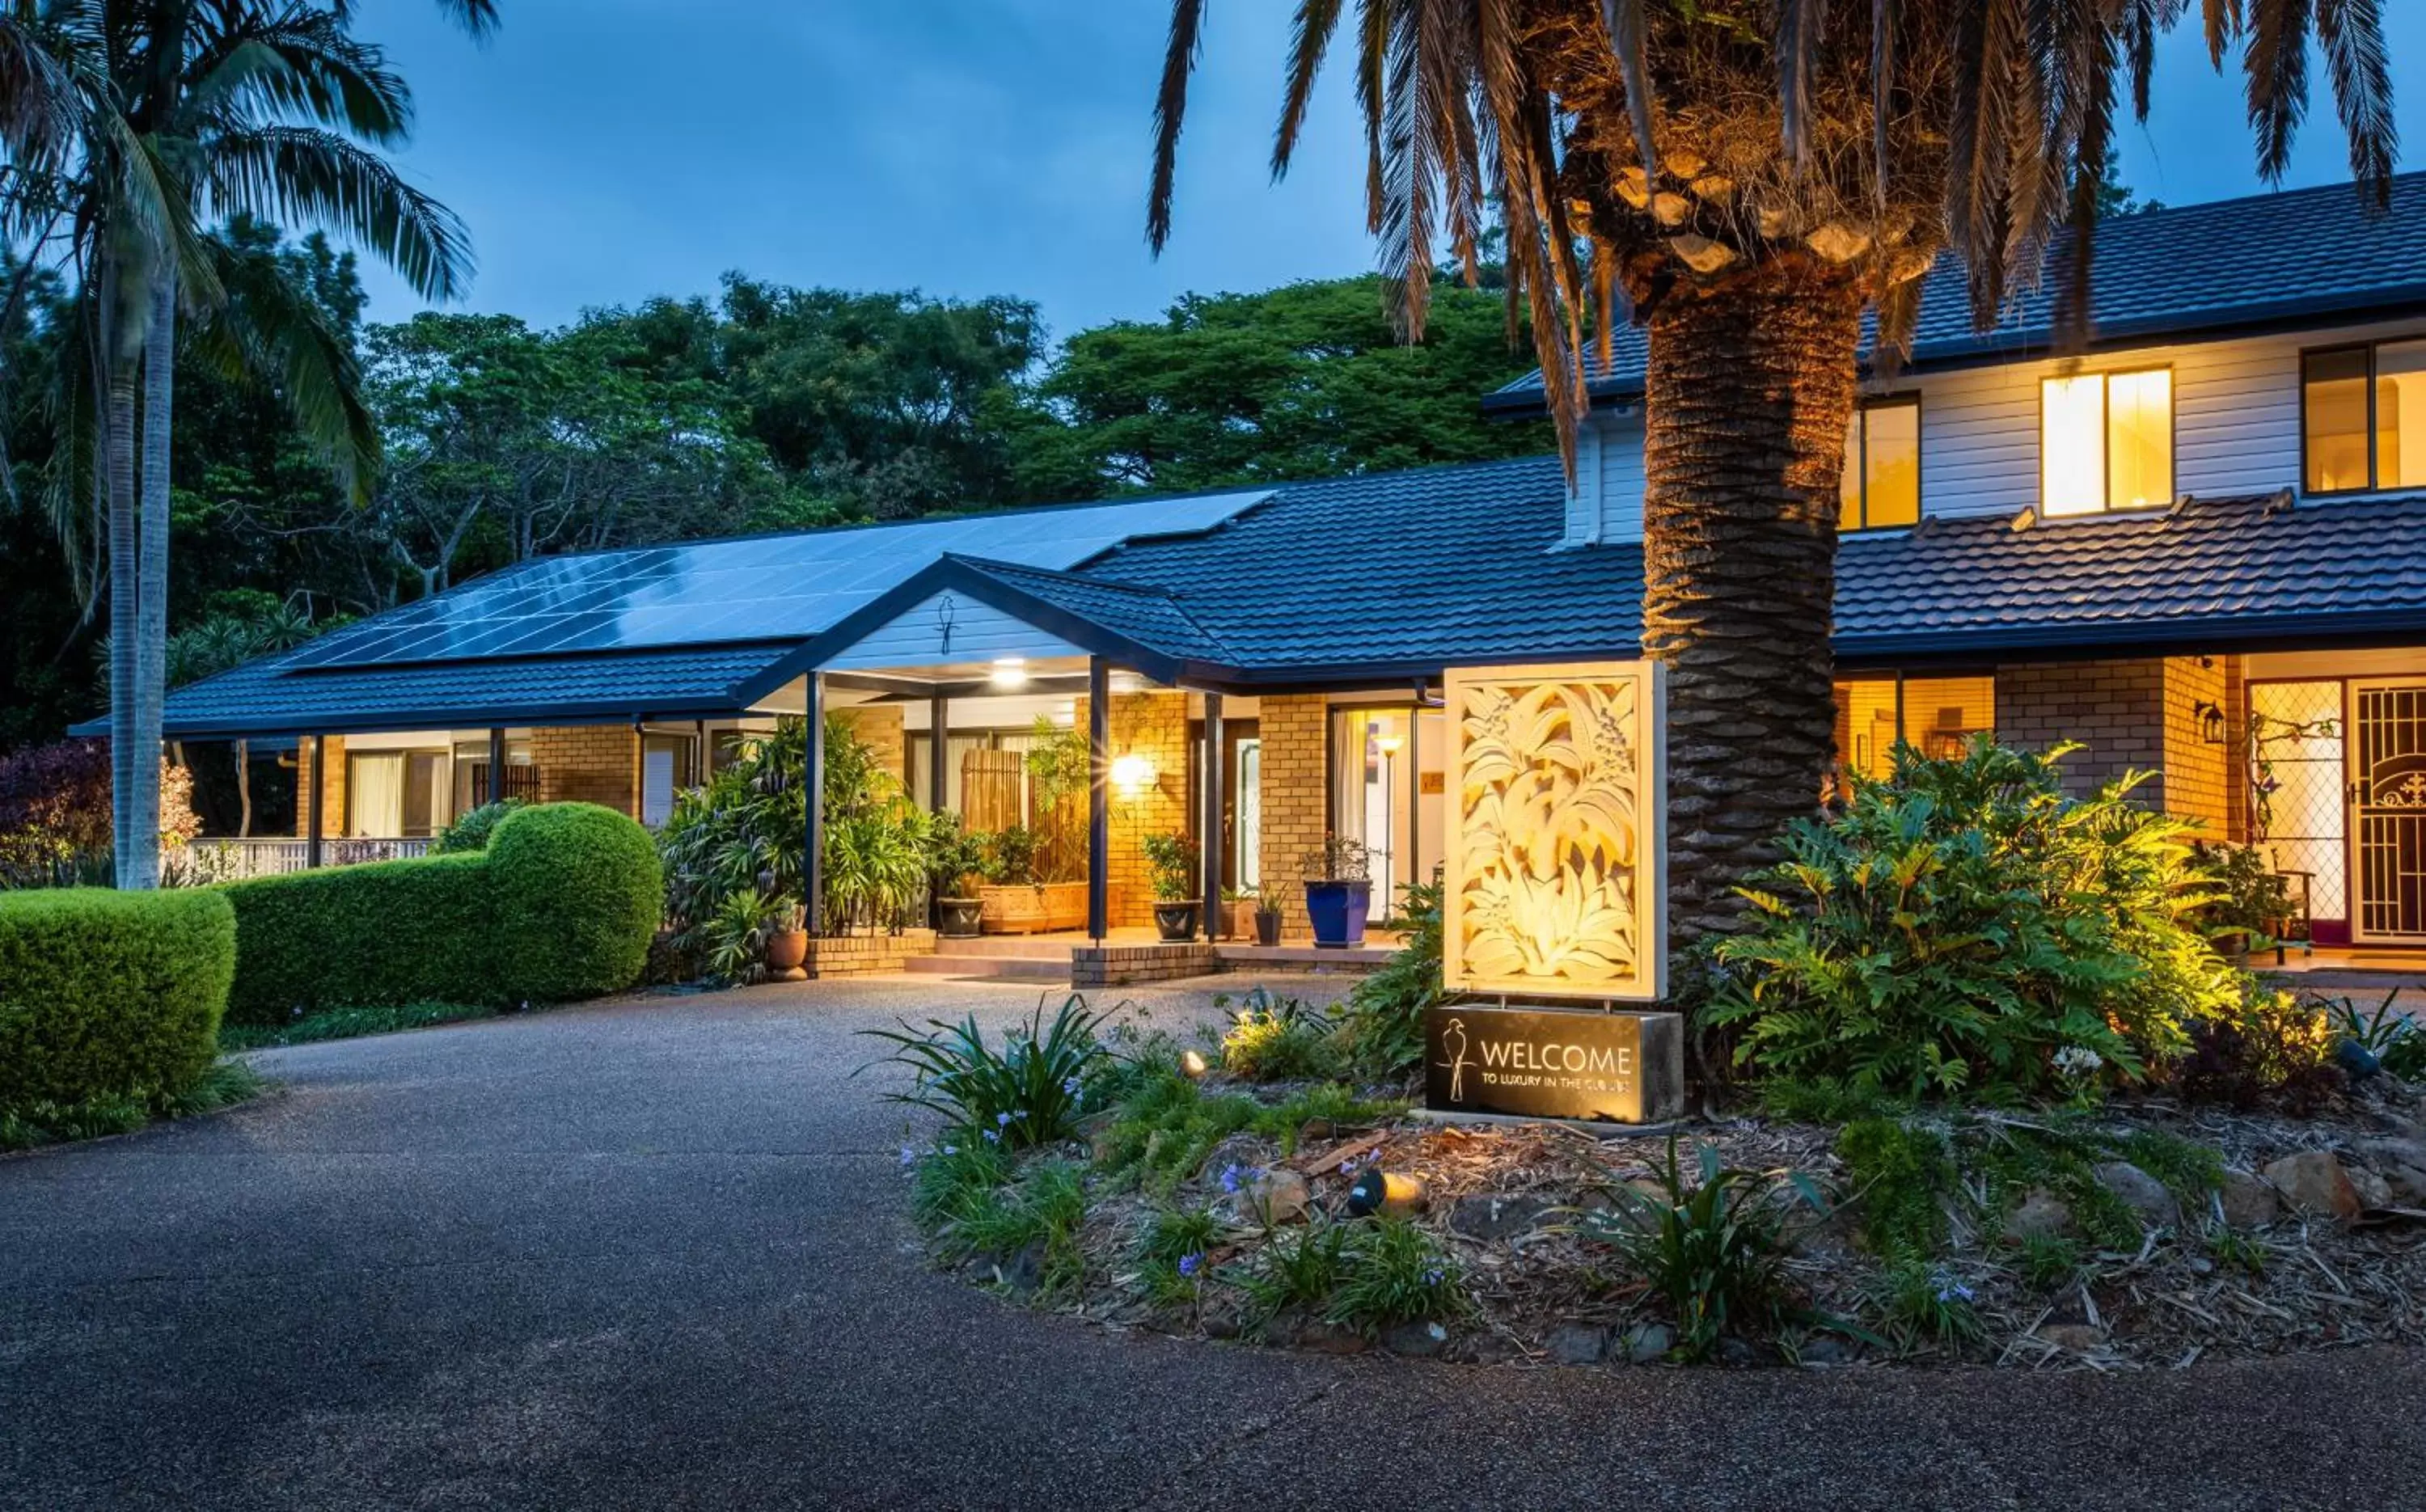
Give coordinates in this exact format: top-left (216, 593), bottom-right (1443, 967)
top-left (1110, 752), bottom-right (1156, 794)
top-left (990, 657), bottom-right (1029, 690)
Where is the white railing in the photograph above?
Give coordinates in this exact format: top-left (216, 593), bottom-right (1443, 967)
top-left (175, 836), bottom-right (433, 881)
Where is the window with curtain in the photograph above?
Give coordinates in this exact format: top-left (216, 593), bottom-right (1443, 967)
top-left (1834, 675), bottom-right (1997, 780)
top-left (2041, 368), bottom-right (2173, 515)
top-left (640, 734), bottom-right (696, 828)
top-left (2305, 338), bottom-right (2426, 494)
top-left (347, 754), bottom-right (404, 837)
top-left (1839, 395), bottom-right (1921, 530)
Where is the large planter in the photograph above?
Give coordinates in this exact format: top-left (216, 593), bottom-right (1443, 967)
top-left (763, 927), bottom-right (809, 980)
top-left (978, 881), bottom-right (1088, 935)
top-left (1253, 910), bottom-right (1282, 947)
top-left (936, 897), bottom-right (985, 938)
top-left (1152, 900), bottom-right (1201, 943)
top-left (1302, 880), bottom-right (1371, 948)
top-left (1219, 897), bottom-right (1258, 940)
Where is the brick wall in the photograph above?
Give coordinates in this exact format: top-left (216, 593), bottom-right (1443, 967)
top-left (1256, 694), bottom-right (1328, 940)
top-left (831, 705), bottom-right (906, 788)
top-left (1993, 657), bottom-right (2244, 838)
top-left (530, 725), bottom-right (638, 816)
top-left (294, 735), bottom-right (346, 837)
top-left (1072, 691), bottom-right (1193, 928)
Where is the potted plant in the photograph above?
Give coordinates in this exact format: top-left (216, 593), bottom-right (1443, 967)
top-left (1143, 831), bottom-right (1201, 941)
top-left (1219, 885), bottom-right (1258, 940)
top-left (1253, 894), bottom-right (1283, 947)
top-left (1299, 834), bottom-right (1371, 948)
top-left (763, 899), bottom-right (809, 980)
top-left (927, 813), bottom-right (987, 938)
top-left (974, 826), bottom-right (1088, 933)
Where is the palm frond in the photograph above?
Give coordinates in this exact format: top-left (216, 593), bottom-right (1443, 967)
top-left (1600, 0), bottom-right (1659, 178)
top-left (2242, 0), bottom-right (2311, 184)
top-left (191, 229), bottom-right (379, 501)
top-left (1870, 0), bottom-right (1900, 207)
top-left (2314, 0), bottom-right (2396, 205)
top-left (1147, 0), bottom-right (1208, 252)
top-left (1273, 0), bottom-right (1346, 178)
top-left (202, 125), bottom-right (471, 300)
top-left (1777, 0), bottom-right (1821, 170)
top-left (1356, 0), bottom-right (1388, 230)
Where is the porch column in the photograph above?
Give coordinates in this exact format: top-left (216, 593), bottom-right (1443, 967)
top-left (306, 733), bottom-right (325, 868)
top-left (928, 690), bottom-right (949, 813)
top-left (1088, 657), bottom-right (1109, 943)
top-left (803, 674), bottom-right (826, 942)
top-left (1202, 693), bottom-right (1225, 940)
top-left (487, 726), bottom-right (505, 805)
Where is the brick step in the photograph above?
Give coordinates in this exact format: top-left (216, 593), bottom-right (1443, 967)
top-left (933, 935), bottom-right (1080, 961)
top-left (902, 954), bottom-right (1071, 982)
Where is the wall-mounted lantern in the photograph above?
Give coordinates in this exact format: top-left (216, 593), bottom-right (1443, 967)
top-left (1110, 752), bottom-right (1157, 796)
top-left (2195, 699), bottom-right (2227, 745)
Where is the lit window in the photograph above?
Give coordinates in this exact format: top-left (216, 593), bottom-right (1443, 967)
top-left (2040, 368), bottom-right (2173, 516)
top-left (2306, 337), bottom-right (2426, 493)
top-left (1833, 675), bottom-right (1997, 781)
top-left (1839, 397), bottom-right (1921, 531)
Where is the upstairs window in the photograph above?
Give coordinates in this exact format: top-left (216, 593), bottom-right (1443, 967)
top-left (2040, 368), bottom-right (2173, 516)
top-left (2305, 338), bottom-right (2426, 494)
top-left (1839, 396), bottom-right (1921, 531)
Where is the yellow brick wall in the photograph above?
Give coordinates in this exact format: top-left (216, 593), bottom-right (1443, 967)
top-left (831, 705), bottom-right (907, 790)
top-left (1994, 657), bottom-right (2243, 838)
top-left (2159, 655), bottom-right (2241, 843)
top-left (1256, 695), bottom-right (1329, 940)
top-left (530, 725), bottom-right (639, 816)
top-left (1075, 691), bottom-right (1193, 928)
top-left (294, 735), bottom-right (346, 838)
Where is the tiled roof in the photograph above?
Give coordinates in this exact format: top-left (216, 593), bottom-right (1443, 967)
top-left (1488, 172), bottom-right (2426, 412)
top-left (120, 642), bottom-right (794, 738)
top-left (937, 555), bottom-right (1240, 664)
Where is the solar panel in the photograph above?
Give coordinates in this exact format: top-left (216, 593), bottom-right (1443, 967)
top-left (288, 491), bottom-right (1270, 671)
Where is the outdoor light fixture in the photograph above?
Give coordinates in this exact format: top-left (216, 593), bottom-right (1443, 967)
top-left (2196, 699), bottom-right (2227, 745)
top-left (1110, 670), bottom-right (1147, 695)
top-left (990, 657), bottom-right (1029, 690)
top-left (1110, 752), bottom-right (1157, 794)
top-left (1374, 718), bottom-right (1403, 756)
top-left (1179, 1049), bottom-right (1209, 1079)
top-left (1346, 1167), bottom-right (1426, 1217)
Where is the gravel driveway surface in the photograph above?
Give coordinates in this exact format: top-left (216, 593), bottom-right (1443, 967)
top-left (5, 976), bottom-right (2422, 1511)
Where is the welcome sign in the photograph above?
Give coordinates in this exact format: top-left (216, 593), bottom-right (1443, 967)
top-left (1423, 1003), bottom-right (1684, 1124)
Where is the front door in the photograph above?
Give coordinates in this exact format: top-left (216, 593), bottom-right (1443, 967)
top-left (2352, 680), bottom-right (2426, 941)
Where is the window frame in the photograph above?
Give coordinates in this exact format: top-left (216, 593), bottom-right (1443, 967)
top-left (2300, 335), bottom-right (2426, 497)
top-left (1840, 391), bottom-right (1924, 534)
top-left (2036, 363), bottom-right (2177, 517)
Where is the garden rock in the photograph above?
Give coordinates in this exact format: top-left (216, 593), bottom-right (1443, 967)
top-left (2262, 1151), bottom-right (2363, 1223)
top-left (2218, 1169), bottom-right (2281, 1228)
top-left (1619, 1323), bottom-right (1672, 1364)
top-left (1247, 1169), bottom-right (1312, 1226)
top-left (2002, 1188), bottom-right (2076, 1243)
top-left (2357, 1138), bottom-right (2426, 1176)
top-left (2349, 1164), bottom-right (2396, 1212)
top-left (2035, 1323), bottom-right (2107, 1354)
top-left (2094, 1161), bottom-right (2180, 1231)
top-left (997, 1244), bottom-right (1047, 1294)
top-left (1383, 1320), bottom-right (1449, 1358)
top-left (1545, 1324), bottom-right (1608, 1366)
top-left (1797, 1337), bottom-right (1857, 1366)
top-left (2383, 1164), bottom-right (2426, 1206)
top-left (1451, 1193), bottom-right (1550, 1242)
top-left (1295, 1320), bottom-right (1367, 1354)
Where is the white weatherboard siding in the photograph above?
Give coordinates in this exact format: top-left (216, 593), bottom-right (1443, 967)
top-left (1563, 314), bottom-right (2426, 543)
top-left (820, 593), bottom-right (1085, 672)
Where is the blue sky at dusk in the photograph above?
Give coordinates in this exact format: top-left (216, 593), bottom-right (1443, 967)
top-left (356, 1), bottom-right (2426, 344)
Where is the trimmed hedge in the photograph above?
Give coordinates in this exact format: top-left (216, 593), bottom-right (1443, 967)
top-left (221, 802), bottom-right (659, 1024)
top-left (0, 888), bottom-right (236, 1107)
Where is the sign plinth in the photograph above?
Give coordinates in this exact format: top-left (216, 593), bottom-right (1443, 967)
top-left (1424, 1003), bottom-right (1684, 1125)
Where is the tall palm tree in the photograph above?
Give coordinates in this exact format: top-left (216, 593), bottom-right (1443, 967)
top-left (1149, 0), bottom-right (2396, 987)
top-left (12, 0), bottom-right (488, 885)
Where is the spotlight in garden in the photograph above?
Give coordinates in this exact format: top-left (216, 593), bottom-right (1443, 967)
top-left (1179, 1049), bottom-right (1209, 1079)
top-left (1346, 1168), bottom-right (1425, 1218)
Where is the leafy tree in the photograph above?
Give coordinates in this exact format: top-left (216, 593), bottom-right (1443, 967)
top-left (1008, 273), bottom-right (1548, 498)
top-left (1150, 0), bottom-right (2397, 987)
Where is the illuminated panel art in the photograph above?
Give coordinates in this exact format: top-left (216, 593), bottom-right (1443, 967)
top-left (1442, 660), bottom-right (1666, 1002)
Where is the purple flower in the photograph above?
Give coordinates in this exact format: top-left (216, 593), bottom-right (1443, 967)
top-left (898, 1145), bottom-right (917, 1168)
top-left (1220, 1163), bottom-right (1245, 1194)
top-left (997, 1112), bottom-right (1014, 1127)
top-left (1063, 1075), bottom-right (1084, 1096)
top-left (1177, 1252), bottom-right (1202, 1279)
top-left (1422, 1265), bottom-right (1446, 1286)
top-left (941, 1144), bottom-right (958, 1156)
top-left (982, 1128), bottom-right (1000, 1144)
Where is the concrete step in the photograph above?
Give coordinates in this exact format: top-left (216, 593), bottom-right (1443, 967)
top-left (932, 935), bottom-right (1078, 961)
top-left (902, 954), bottom-right (1071, 982)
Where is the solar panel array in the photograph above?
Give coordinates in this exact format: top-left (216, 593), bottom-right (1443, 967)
top-left (289, 492), bottom-right (1270, 671)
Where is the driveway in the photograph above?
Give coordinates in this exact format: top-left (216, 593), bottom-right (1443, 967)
top-left (5, 978), bottom-right (2423, 1512)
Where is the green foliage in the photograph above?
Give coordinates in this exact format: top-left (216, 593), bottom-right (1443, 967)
top-left (1091, 1070), bottom-right (1401, 1196)
top-left (701, 889), bottom-right (795, 986)
top-left (1341, 877), bottom-right (1444, 1075)
top-left (924, 813), bottom-right (988, 897)
top-left (0, 1057), bottom-right (264, 1154)
top-left (2191, 843), bottom-right (2297, 949)
top-left (1325, 1218), bottom-right (1467, 1334)
top-left (1137, 1204), bottom-right (1224, 1303)
top-left (974, 826), bottom-right (1042, 885)
top-left (909, 1138), bottom-right (1018, 1230)
top-left (1865, 1261), bottom-right (1986, 1354)
top-left (2328, 990), bottom-right (2426, 1081)
top-left (1585, 1136), bottom-right (1826, 1362)
top-left (432, 799), bottom-right (524, 855)
top-left (221, 803), bottom-right (657, 1023)
top-left (940, 1159), bottom-right (1091, 1296)
top-left (2167, 990), bottom-right (2342, 1109)
top-left (217, 1000), bottom-right (497, 1051)
top-left (1021, 718), bottom-right (1091, 814)
top-left (1219, 987), bottom-right (1348, 1082)
top-left (1234, 1222), bottom-right (1349, 1329)
top-left (2017, 1232), bottom-right (2082, 1291)
top-left (1709, 739), bottom-right (2257, 1104)
top-left (861, 995), bottom-right (1110, 1151)
top-left (1834, 1118), bottom-right (1952, 1262)
top-left (1143, 832), bottom-right (1199, 902)
top-left (0, 888), bottom-right (236, 1109)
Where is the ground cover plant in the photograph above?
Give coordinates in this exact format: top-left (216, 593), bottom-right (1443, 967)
top-left (217, 1000), bottom-right (500, 1051)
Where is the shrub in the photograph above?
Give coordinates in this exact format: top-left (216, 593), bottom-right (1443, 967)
top-left (487, 803), bottom-right (661, 1001)
top-left (861, 994), bottom-right (1109, 1151)
top-left (0, 739), bottom-right (200, 889)
top-left (1834, 1117), bottom-right (1952, 1261)
top-left (432, 798), bottom-right (524, 854)
top-left (944, 1159), bottom-right (1090, 1294)
top-left (2164, 989), bottom-right (2341, 1110)
top-left (1219, 987), bottom-right (1347, 1081)
top-left (1341, 877), bottom-right (1444, 1075)
top-left (0, 888), bottom-right (235, 1108)
top-left (1143, 832), bottom-right (1198, 902)
top-left (1708, 740), bottom-right (2252, 1103)
top-left (1327, 1218), bottom-right (1467, 1333)
top-left (220, 802), bottom-right (657, 1023)
top-left (2191, 842), bottom-right (2297, 949)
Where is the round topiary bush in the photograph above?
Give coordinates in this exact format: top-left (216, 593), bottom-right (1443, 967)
top-left (486, 802), bottom-right (661, 1003)
top-left (0, 888), bottom-right (235, 1108)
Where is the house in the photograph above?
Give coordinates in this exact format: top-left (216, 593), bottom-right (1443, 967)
top-left (120, 174), bottom-right (2426, 960)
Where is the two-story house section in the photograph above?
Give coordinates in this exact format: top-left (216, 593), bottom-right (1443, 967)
top-left (127, 175), bottom-right (2426, 960)
top-left (1485, 174), bottom-right (2426, 948)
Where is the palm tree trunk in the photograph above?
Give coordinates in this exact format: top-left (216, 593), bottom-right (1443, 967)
top-left (1638, 258), bottom-right (1865, 984)
top-left (236, 737), bottom-right (252, 838)
top-left (123, 265), bottom-right (175, 889)
top-left (104, 275), bottom-right (142, 889)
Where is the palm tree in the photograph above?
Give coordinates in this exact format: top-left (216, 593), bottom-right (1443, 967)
top-left (1149, 1), bottom-right (2396, 984)
top-left (10, 0), bottom-right (488, 885)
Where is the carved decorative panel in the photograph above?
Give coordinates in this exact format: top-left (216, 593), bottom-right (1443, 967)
top-left (1441, 660), bottom-right (1666, 1001)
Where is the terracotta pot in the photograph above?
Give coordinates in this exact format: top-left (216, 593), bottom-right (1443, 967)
top-left (763, 927), bottom-right (808, 973)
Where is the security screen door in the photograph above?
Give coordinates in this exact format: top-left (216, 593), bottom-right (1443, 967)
top-left (2353, 680), bottom-right (2426, 942)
